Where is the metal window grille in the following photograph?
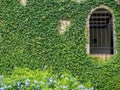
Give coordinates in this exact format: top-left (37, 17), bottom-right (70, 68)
top-left (89, 8), bottom-right (114, 54)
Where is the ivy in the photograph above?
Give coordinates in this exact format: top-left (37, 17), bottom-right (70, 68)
top-left (0, 0), bottom-right (120, 90)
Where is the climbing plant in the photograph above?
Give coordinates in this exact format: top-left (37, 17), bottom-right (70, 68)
top-left (0, 0), bottom-right (120, 90)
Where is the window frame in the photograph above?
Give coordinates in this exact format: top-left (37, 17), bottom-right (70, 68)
top-left (86, 5), bottom-right (116, 59)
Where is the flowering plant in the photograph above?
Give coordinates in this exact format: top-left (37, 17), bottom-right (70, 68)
top-left (0, 67), bottom-right (94, 90)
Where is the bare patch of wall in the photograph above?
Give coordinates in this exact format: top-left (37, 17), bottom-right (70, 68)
top-left (58, 20), bottom-right (70, 34)
top-left (20, 0), bottom-right (27, 6)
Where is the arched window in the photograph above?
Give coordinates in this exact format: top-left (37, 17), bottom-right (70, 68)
top-left (89, 8), bottom-right (114, 55)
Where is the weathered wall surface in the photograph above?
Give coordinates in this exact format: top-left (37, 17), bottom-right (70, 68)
top-left (1, 0), bottom-right (120, 89)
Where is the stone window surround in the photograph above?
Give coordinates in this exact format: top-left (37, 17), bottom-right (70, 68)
top-left (86, 5), bottom-right (116, 59)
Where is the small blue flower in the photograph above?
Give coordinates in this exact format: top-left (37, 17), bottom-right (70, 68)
top-left (47, 82), bottom-right (50, 87)
top-left (49, 77), bottom-right (54, 82)
top-left (17, 81), bottom-right (20, 86)
top-left (0, 87), bottom-right (5, 90)
top-left (78, 85), bottom-right (84, 89)
top-left (36, 85), bottom-right (42, 90)
top-left (36, 85), bottom-right (39, 88)
top-left (61, 85), bottom-right (68, 89)
top-left (25, 81), bottom-right (30, 86)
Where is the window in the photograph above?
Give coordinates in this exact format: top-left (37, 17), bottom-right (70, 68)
top-left (89, 8), bottom-right (114, 55)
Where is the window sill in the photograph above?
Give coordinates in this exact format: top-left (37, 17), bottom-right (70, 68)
top-left (90, 54), bottom-right (113, 60)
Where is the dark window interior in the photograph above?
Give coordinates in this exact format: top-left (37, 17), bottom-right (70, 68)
top-left (89, 8), bottom-right (114, 54)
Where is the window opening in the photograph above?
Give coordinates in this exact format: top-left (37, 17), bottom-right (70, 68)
top-left (89, 8), bottom-right (114, 54)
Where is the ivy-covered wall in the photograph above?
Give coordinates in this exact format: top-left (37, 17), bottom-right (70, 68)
top-left (1, 0), bottom-right (120, 89)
